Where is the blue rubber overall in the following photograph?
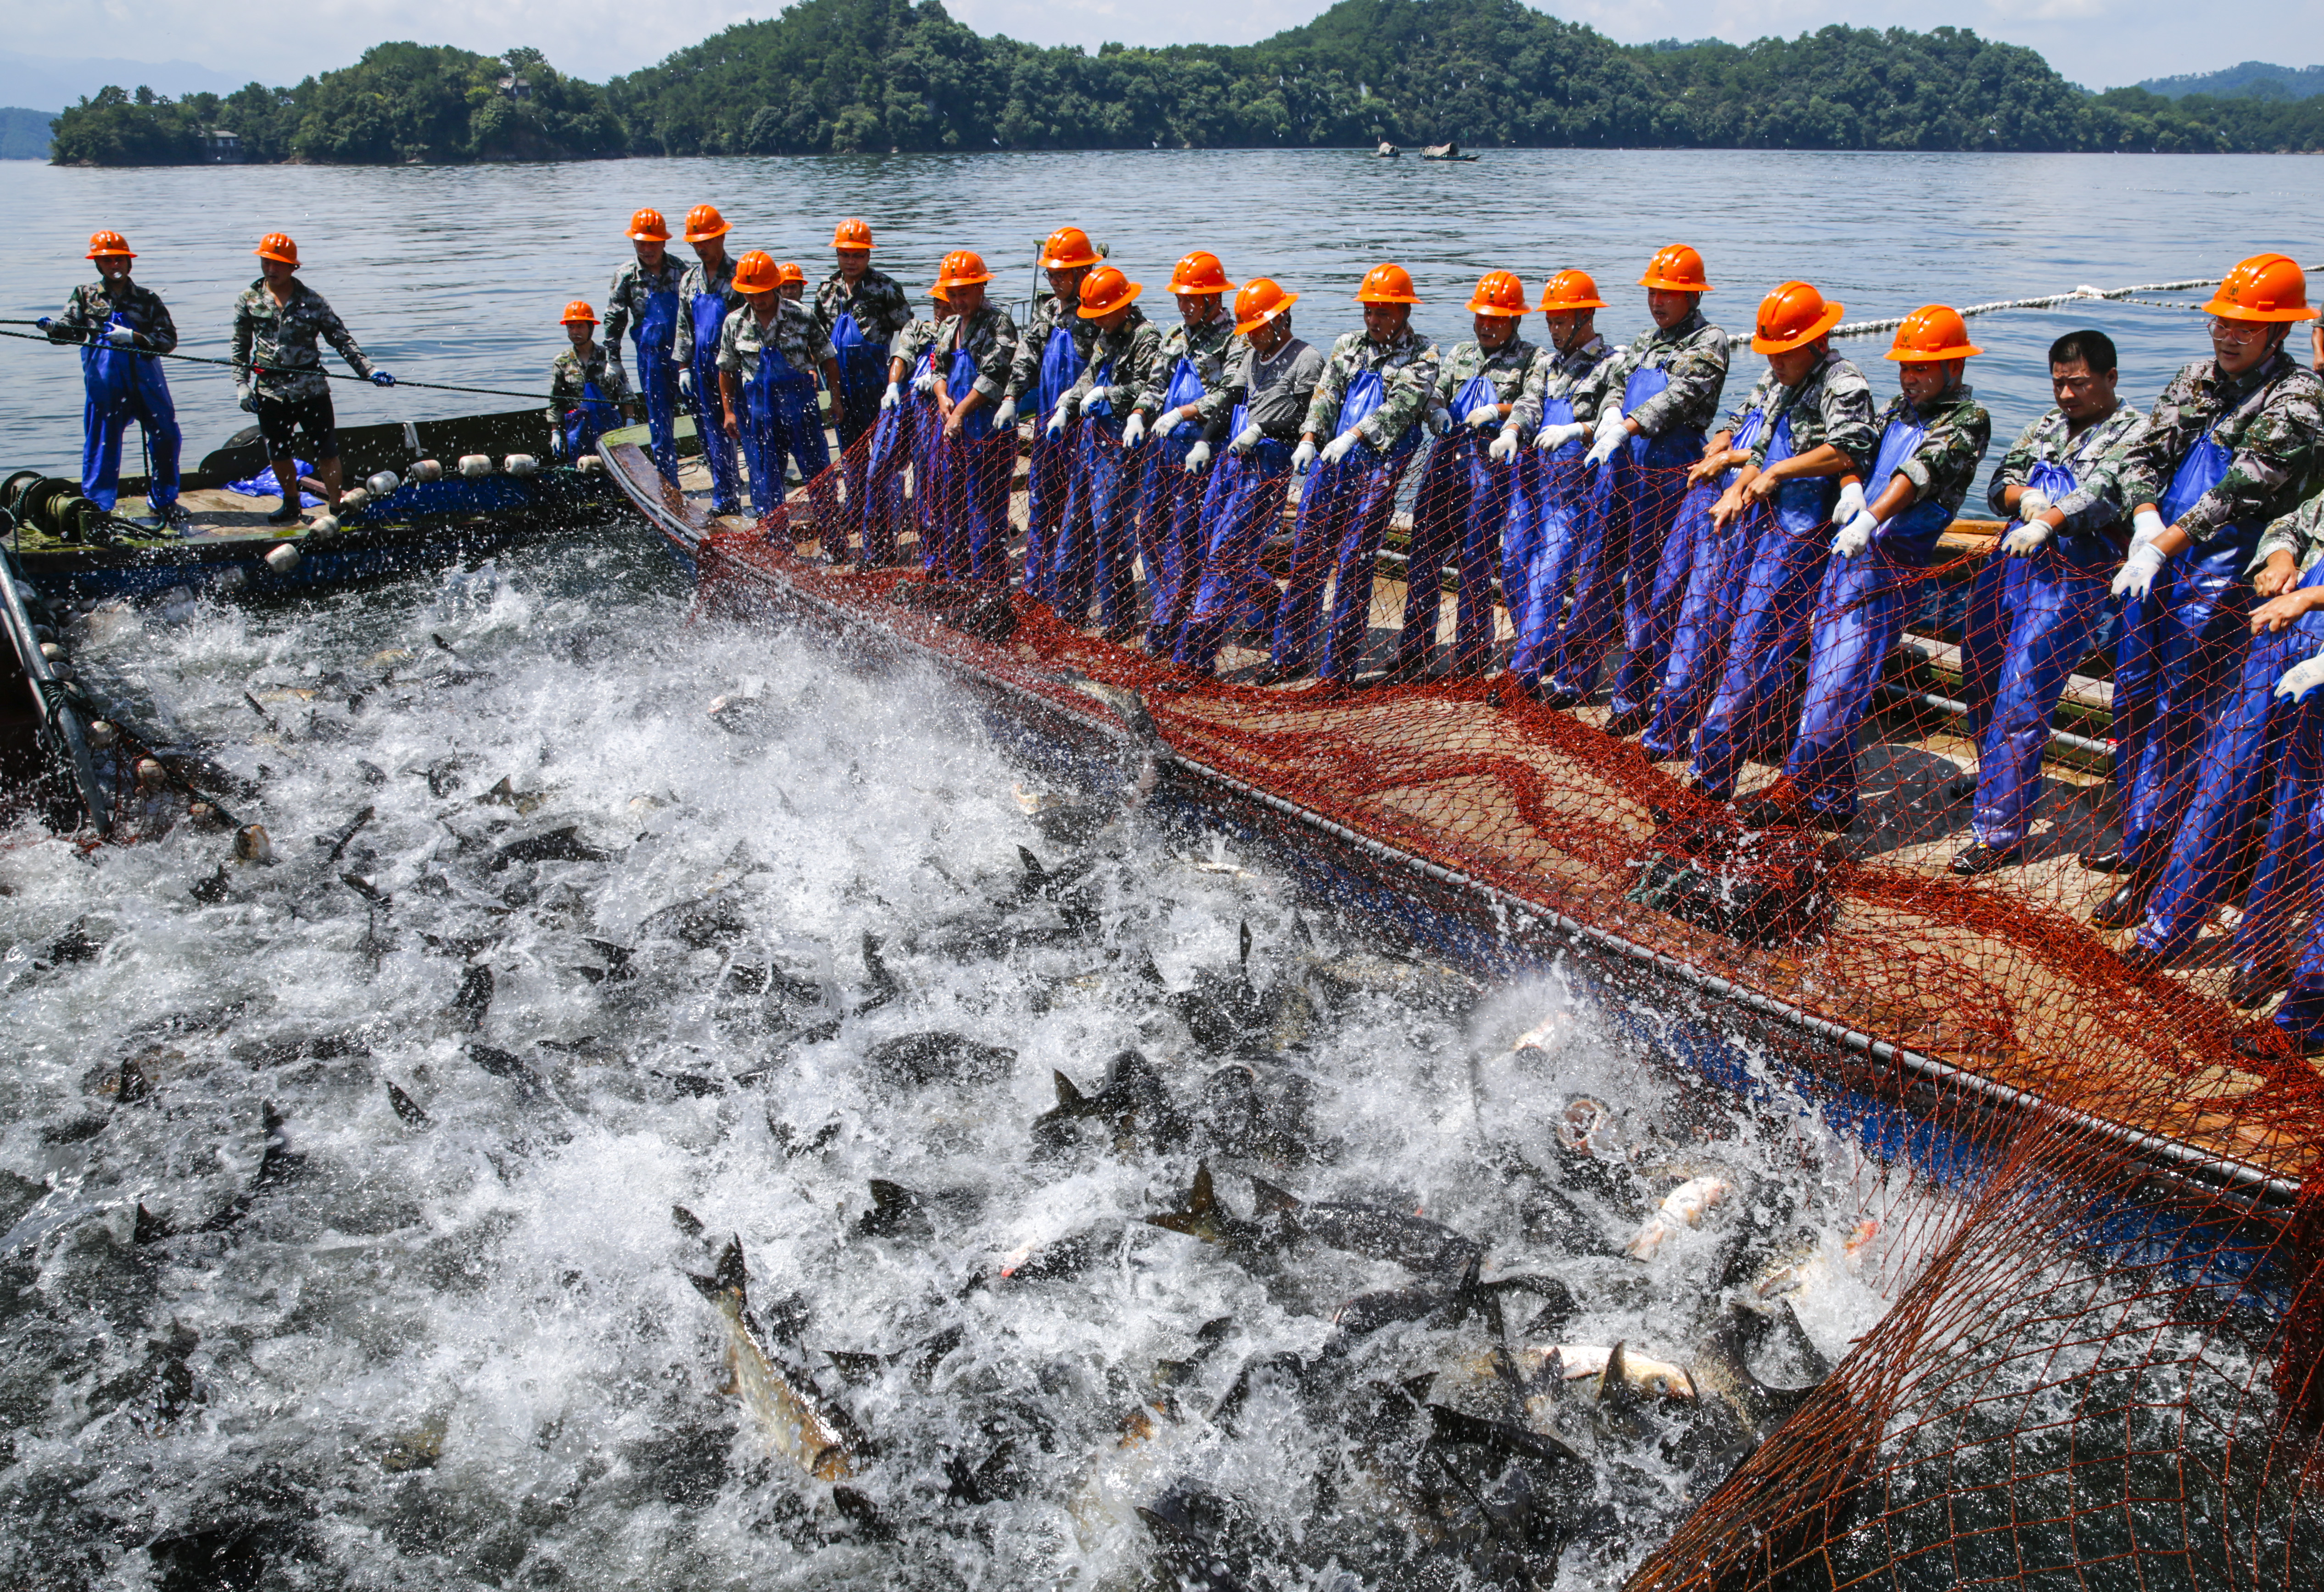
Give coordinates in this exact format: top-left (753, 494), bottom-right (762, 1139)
top-left (1138, 355), bottom-right (1213, 650)
top-left (741, 333), bottom-right (830, 516)
top-left (906, 356), bottom-right (950, 573)
top-left (630, 284), bottom-right (682, 488)
top-left (1501, 391), bottom-right (1589, 679)
top-left (687, 290), bottom-right (742, 514)
top-left (1957, 460), bottom-right (2112, 848)
top-left (1397, 375), bottom-right (1513, 677)
top-left (1177, 402), bottom-right (1293, 670)
top-left (1022, 325), bottom-right (1084, 607)
top-left (1780, 416), bottom-right (1952, 820)
top-left (1271, 372), bottom-right (1416, 681)
top-left (1056, 364), bottom-right (1140, 627)
top-left (560, 377), bottom-right (617, 464)
top-left (82, 308), bottom-right (181, 513)
top-left (1638, 409), bottom-right (1768, 760)
top-left (932, 345), bottom-right (1012, 583)
top-left (2254, 696), bottom-right (2324, 1042)
top-left (828, 308), bottom-right (886, 550)
top-left (858, 372), bottom-right (915, 566)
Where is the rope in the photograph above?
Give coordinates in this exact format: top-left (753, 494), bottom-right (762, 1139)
top-left (0, 326), bottom-right (559, 403)
top-left (1827, 266), bottom-right (2323, 339)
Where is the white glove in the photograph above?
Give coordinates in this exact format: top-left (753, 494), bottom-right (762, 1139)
top-left (2002, 519), bottom-right (2054, 558)
top-left (991, 397), bottom-right (1017, 429)
top-left (2131, 506), bottom-right (2166, 549)
top-left (607, 356), bottom-right (627, 386)
top-left (1466, 403), bottom-right (1501, 430)
top-left (1083, 385), bottom-right (1114, 410)
top-left (1230, 424), bottom-right (1263, 455)
top-left (235, 383), bottom-right (255, 414)
top-left (1122, 413), bottom-right (1148, 448)
top-left (1046, 406), bottom-right (1069, 438)
top-left (1583, 420), bottom-right (1626, 469)
top-left (2277, 655), bottom-right (2324, 703)
top-left (912, 369), bottom-right (939, 395)
top-left (1291, 439), bottom-right (1318, 474)
top-left (1535, 421), bottom-right (1587, 453)
top-left (1185, 441), bottom-right (1212, 474)
top-left (1833, 479), bottom-right (1867, 527)
top-left (1488, 431), bottom-right (1520, 462)
top-left (1425, 405), bottom-right (1452, 437)
top-left (2112, 538), bottom-right (2166, 600)
top-left (106, 325), bottom-right (136, 347)
top-left (1832, 510), bottom-right (1877, 559)
top-left (678, 367), bottom-right (694, 398)
top-left (2016, 485), bottom-right (2050, 526)
top-left (1321, 430), bottom-right (1362, 466)
top-left (880, 381), bottom-right (901, 411)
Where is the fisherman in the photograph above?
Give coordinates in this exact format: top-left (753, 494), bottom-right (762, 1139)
top-left (1128, 250), bottom-right (1240, 653)
top-left (1007, 226), bottom-right (1105, 608)
top-left (670, 204), bottom-right (745, 518)
top-left (1175, 277), bottom-right (1323, 674)
top-left (42, 229), bottom-right (185, 530)
top-left (817, 217), bottom-right (912, 555)
top-left (1558, 245), bottom-right (1730, 730)
top-left (1739, 305), bottom-right (1989, 831)
top-left (602, 208), bottom-right (685, 490)
top-left (2017, 252), bottom-right (2324, 931)
top-left (926, 250), bottom-right (1021, 583)
top-left (775, 262), bottom-right (808, 303)
top-left (1949, 331), bottom-right (2144, 874)
top-left (718, 251), bottom-right (846, 517)
top-left (1050, 263), bottom-right (1158, 634)
top-left (1681, 281), bottom-right (1875, 802)
top-left (1268, 263), bottom-right (1440, 684)
top-left (872, 287), bottom-right (950, 568)
top-left (229, 231), bottom-right (395, 525)
top-left (547, 300), bottom-right (632, 463)
top-left (1392, 269), bottom-right (1542, 680)
top-left (1502, 269), bottom-right (1616, 695)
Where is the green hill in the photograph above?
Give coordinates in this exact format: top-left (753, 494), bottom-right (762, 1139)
top-left (45, 0), bottom-right (2324, 164)
top-left (0, 106), bottom-right (54, 159)
top-left (2137, 61), bottom-right (2324, 101)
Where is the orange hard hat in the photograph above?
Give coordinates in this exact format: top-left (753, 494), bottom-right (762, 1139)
top-left (682, 204), bottom-right (731, 244)
top-left (1885, 303), bottom-right (1982, 363)
top-left (934, 249), bottom-right (993, 291)
top-left (85, 230), bottom-right (134, 259)
top-left (731, 251), bottom-right (782, 295)
top-left (1539, 269), bottom-right (1607, 313)
top-left (831, 217), bottom-right (877, 251)
top-left (1041, 225), bottom-right (1102, 271)
top-left (1355, 262), bottom-right (1421, 305)
top-left (1466, 269), bottom-right (1527, 317)
top-left (775, 260), bottom-right (807, 287)
top-left (1750, 281), bottom-right (1844, 354)
top-left (1077, 265), bottom-right (1142, 320)
top-left (2204, 252), bottom-right (2319, 323)
top-left (1234, 277), bottom-right (1299, 335)
top-left (626, 208), bottom-right (670, 242)
top-left (1167, 251), bottom-right (1233, 297)
top-left (1640, 244), bottom-right (1712, 294)
top-left (255, 232), bottom-right (299, 266)
top-left (560, 300), bottom-right (598, 325)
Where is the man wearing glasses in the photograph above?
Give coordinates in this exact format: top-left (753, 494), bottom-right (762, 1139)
top-left (2019, 253), bottom-right (2324, 932)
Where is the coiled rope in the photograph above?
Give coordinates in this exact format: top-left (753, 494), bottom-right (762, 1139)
top-left (0, 325), bottom-right (559, 403)
top-left (1828, 267), bottom-right (2323, 339)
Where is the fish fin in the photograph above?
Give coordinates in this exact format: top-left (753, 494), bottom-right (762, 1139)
top-left (670, 1204), bottom-right (704, 1239)
top-left (823, 1349), bottom-right (885, 1387)
top-left (1250, 1177), bottom-right (1301, 1218)
top-left (1052, 1071), bottom-right (1086, 1109)
top-left (1196, 1315), bottom-right (1235, 1347)
top-left (1425, 1402), bottom-right (1585, 1468)
top-left (1017, 845), bottom-right (1048, 894)
top-left (1135, 949), bottom-right (1168, 988)
top-left (1598, 1340), bottom-right (1641, 1412)
top-left (711, 1235), bottom-right (748, 1300)
top-left (867, 1179), bottom-right (917, 1216)
top-left (133, 1202), bottom-right (174, 1245)
top-left (830, 1485), bottom-right (888, 1537)
top-left (385, 1079), bottom-right (428, 1127)
top-left (1145, 1212), bottom-right (1199, 1236)
top-left (1190, 1162), bottom-right (1216, 1217)
top-left (1238, 919), bottom-right (1251, 969)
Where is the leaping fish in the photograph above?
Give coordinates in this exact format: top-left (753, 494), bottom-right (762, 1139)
top-left (686, 1236), bottom-right (866, 1484)
top-left (1623, 1173), bottom-right (1732, 1259)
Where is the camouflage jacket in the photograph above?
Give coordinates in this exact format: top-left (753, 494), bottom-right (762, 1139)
top-left (230, 277), bottom-right (375, 401)
top-left (1432, 336), bottom-right (1543, 422)
top-left (716, 298), bottom-right (837, 383)
top-left (1067, 305), bottom-right (1160, 415)
top-left (602, 256), bottom-right (685, 353)
top-left (1983, 401), bottom-right (2145, 520)
top-left (1732, 351), bottom-right (1878, 476)
top-left (1597, 308), bottom-right (1729, 437)
top-left (1006, 291), bottom-right (1100, 410)
top-left (547, 346), bottom-right (632, 413)
top-left (51, 277), bottom-right (178, 354)
top-left (2256, 484), bottom-right (2324, 568)
top-left (1869, 383), bottom-right (1991, 518)
top-left (2057, 350), bottom-right (2324, 545)
top-left (814, 266), bottom-right (913, 349)
top-left (1302, 325), bottom-right (1441, 449)
top-left (890, 315), bottom-right (941, 370)
top-left (933, 302), bottom-right (1022, 403)
top-left (1508, 333), bottom-right (1614, 434)
top-left (1133, 310), bottom-right (1239, 429)
top-left (671, 255), bottom-right (742, 366)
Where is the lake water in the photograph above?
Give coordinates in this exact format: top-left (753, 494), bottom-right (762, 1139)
top-left (5, 149), bottom-right (2324, 476)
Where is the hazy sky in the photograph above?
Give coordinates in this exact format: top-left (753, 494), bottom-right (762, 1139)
top-left (10, 0), bottom-right (2317, 100)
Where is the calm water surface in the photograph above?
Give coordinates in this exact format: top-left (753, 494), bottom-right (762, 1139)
top-left (4, 150), bottom-right (2322, 475)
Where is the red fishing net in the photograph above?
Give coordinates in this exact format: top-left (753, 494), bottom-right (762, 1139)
top-left (667, 402), bottom-right (2324, 1591)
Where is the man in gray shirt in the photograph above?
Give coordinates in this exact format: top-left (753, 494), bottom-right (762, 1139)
top-left (1173, 278), bottom-right (1325, 672)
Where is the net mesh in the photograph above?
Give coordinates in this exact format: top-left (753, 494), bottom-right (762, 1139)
top-left (656, 391), bottom-right (2324, 1591)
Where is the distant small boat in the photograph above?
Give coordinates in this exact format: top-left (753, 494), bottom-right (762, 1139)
top-left (1420, 142), bottom-right (1479, 162)
top-left (1374, 141), bottom-right (1400, 158)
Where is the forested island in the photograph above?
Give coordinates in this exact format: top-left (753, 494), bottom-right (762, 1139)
top-left (45, 0), bottom-right (2324, 165)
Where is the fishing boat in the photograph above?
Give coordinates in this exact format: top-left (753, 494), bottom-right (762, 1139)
top-left (1420, 141), bottom-right (1480, 162)
top-left (2, 407), bottom-right (632, 600)
top-left (0, 546), bottom-right (112, 836)
top-left (592, 415), bottom-right (2298, 1223)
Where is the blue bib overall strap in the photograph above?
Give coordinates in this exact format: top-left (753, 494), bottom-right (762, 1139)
top-left (1159, 356), bottom-right (1207, 445)
top-left (689, 290), bottom-right (741, 513)
top-left (81, 307), bottom-right (182, 513)
top-left (827, 309), bottom-right (886, 443)
top-left (1038, 326), bottom-right (1081, 420)
top-left (632, 285), bottom-right (682, 485)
